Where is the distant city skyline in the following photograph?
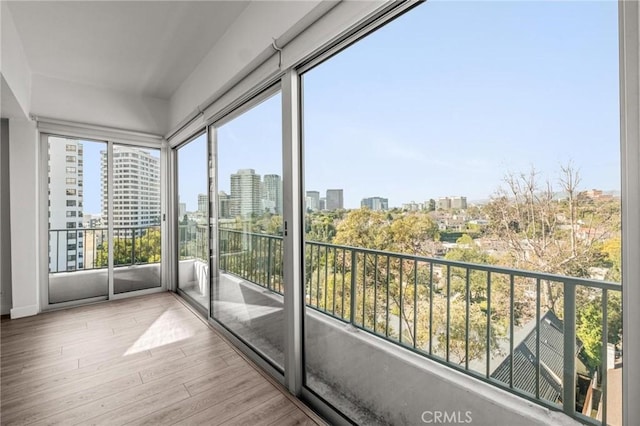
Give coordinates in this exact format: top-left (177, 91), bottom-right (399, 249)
top-left (83, 149), bottom-right (622, 215)
top-left (81, 145), bottom-right (622, 215)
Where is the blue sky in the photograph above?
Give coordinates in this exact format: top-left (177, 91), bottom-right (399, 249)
top-left (84, 0), bottom-right (620, 213)
top-left (302, 0), bottom-right (620, 208)
top-left (217, 93), bottom-right (283, 199)
top-left (177, 133), bottom-right (208, 212)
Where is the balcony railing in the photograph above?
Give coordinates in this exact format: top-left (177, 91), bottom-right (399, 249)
top-left (219, 229), bottom-right (284, 294)
top-left (218, 229), bottom-right (621, 425)
top-left (178, 223), bottom-right (208, 261)
top-left (49, 225), bottom-right (161, 273)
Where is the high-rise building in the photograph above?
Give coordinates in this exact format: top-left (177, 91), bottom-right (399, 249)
top-left (402, 201), bottom-right (422, 211)
top-left (198, 193), bottom-right (208, 215)
top-left (361, 196), bottom-right (389, 211)
top-left (178, 202), bottom-right (187, 219)
top-left (306, 191), bottom-right (320, 211)
top-left (438, 197), bottom-right (451, 210)
top-left (218, 191), bottom-right (230, 218)
top-left (48, 138), bottom-right (84, 272)
top-left (83, 213), bottom-right (102, 229)
top-left (438, 196), bottom-right (467, 210)
top-left (326, 189), bottom-right (343, 211)
top-left (101, 146), bottom-right (161, 233)
top-left (450, 196), bottom-right (467, 210)
top-left (262, 174), bottom-right (282, 215)
top-left (319, 197), bottom-right (326, 211)
top-left (230, 169), bottom-right (261, 217)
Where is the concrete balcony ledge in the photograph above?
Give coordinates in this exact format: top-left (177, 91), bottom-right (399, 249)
top-left (217, 274), bottom-right (580, 426)
top-left (48, 263), bottom-right (160, 304)
top-left (306, 311), bottom-right (580, 426)
top-left (49, 268), bottom-right (109, 303)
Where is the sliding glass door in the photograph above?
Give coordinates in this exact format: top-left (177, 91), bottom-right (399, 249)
top-left (45, 135), bottom-right (164, 306)
top-left (298, 1), bottom-right (622, 423)
top-left (211, 90), bottom-right (284, 371)
top-left (176, 132), bottom-right (209, 310)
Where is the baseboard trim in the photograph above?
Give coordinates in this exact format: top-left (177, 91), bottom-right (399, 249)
top-left (10, 304), bottom-right (38, 319)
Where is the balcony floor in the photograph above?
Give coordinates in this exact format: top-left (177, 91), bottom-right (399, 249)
top-left (0, 292), bottom-right (323, 425)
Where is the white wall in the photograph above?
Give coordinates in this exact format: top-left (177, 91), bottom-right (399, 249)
top-left (169, 1), bottom-right (323, 128)
top-left (30, 74), bottom-right (169, 136)
top-left (0, 2), bottom-right (31, 118)
top-left (8, 118), bottom-right (39, 318)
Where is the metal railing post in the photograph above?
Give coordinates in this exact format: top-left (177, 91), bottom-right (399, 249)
top-left (267, 237), bottom-right (272, 290)
top-left (563, 283), bottom-right (576, 415)
top-left (350, 249), bottom-right (357, 325)
top-left (57, 230), bottom-right (61, 272)
top-left (601, 289), bottom-right (609, 425)
top-left (130, 228), bottom-right (135, 265)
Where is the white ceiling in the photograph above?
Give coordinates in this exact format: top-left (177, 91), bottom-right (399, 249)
top-left (7, 1), bottom-right (250, 100)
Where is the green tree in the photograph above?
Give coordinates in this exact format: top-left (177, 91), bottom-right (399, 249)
top-left (577, 301), bottom-right (604, 370)
top-left (318, 209), bottom-right (502, 364)
top-left (600, 236), bottom-right (621, 282)
top-left (96, 228), bottom-right (161, 267)
top-left (306, 211), bottom-right (337, 243)
top-left (333, 209), bottom-right (390, 250)
top-left (433, 296), bottom-right (499, 365)
top-left (387, 213), bottom-right (440, 255)
top-left (445, 234), bottom-right (495, 299)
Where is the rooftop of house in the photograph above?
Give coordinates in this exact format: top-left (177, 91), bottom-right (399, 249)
top-left (491, 310), bottom-right (587, 403)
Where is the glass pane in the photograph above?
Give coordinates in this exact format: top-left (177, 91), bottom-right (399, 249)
top-left (177, 133), bottom-right (209, 309)
top-left (213, 92), bottom-right (284, 370)
top-left (111, 144), bottom-right (161, 294)
top-left (48, 137), bottom-right (108, 303)
top-left (301, 1), bottom-right (620, 423)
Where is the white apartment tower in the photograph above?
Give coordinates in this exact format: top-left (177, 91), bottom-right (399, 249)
top-left (230, 169), bottom-right (261, 218)
top-left (438, 196), bottom-right (467, 210)
top-left (101, 147), bottom-right (160, 233)
top-left (306, 191), bottom-right (320, 211)
top-left (262, 174), bottom-right (283, 215)
top-left (218, 191), bottom-right (231, 219)
top-left (450, 196), bottom-right (468, 210)
top-left (48, 137), bottom-right (84, 272)
top-left (361, 196), bottom-right (389, 211)
top-left (326, 189), bottom-right (344, 211)
top-left (198, 193), bottom-right (208, 215)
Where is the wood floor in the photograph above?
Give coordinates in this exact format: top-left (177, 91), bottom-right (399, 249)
top-left (0, 292), bottom-right (324, 426)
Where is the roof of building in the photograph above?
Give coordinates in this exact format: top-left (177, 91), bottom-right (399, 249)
top-left (490, 310), bottom-right (584, 403)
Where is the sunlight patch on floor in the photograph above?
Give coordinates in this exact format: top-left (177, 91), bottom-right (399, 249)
top-left (124, 309), bottom-right (195, 355)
